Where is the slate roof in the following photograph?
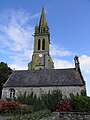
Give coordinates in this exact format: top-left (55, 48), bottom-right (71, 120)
top-left (3, 68), bottom-right (85, 87)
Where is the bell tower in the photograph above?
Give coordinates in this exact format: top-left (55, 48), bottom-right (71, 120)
top-left (28, 7), bottom-right (54, 70)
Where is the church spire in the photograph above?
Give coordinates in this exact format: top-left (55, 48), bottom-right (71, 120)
top-left (35, 7), bottom-right (49, 34)
top-left (28, 7), bottom-right (54, 70)
top-left (39, 7), bottom-right (47, 27)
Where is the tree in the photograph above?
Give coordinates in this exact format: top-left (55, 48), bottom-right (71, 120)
top-left (0, 62), bottom-right (12, 98)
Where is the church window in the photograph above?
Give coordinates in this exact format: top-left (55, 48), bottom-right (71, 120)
top-left (38, 39), bottom-right (40, 50)
top-left (41, 27), bottom-right (45, 33)
top-left (43, 28), bottom-right (45, 32)
top-left (41, 28), bottom-right (43, 33)
top-left (42, 39), bottom-right (45, 50)
top-left (9, 88), bottom-right (15, 99)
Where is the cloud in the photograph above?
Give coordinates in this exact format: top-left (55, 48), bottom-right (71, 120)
top-left (0, 10), bottom-right (34, 52)
top-left (79, 55), bottom-right (90, 96)
top-left (0, 9), bottom-right (40, 69)
top-left (54, 58), bottom-right (74, 69)
top-left (50, 44), bottom-right (72, 57)
top-left (79, 55), bottom-right (90, 74)
top-left (53, 54), bottom-right (90, 75)
top-left (9, 63), bottom-right (27, 70)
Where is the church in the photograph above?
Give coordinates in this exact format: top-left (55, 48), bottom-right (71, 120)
top-left (2, 8), bottom-right (86, 99)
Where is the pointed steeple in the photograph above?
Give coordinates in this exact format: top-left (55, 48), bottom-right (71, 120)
top-left (34, 7), bottom-right (49, 35)
top-left (39, 7), bottom-right (48, 28)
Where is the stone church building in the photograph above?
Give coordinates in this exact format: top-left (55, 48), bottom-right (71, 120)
top-left (2, 8), bottom-right (86, 99)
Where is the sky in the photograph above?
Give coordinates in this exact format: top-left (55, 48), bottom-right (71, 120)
top-left (0, 0), bottom-right (90, 96)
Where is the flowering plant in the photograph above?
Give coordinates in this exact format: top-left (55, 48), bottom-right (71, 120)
top-left (54, 100), bottom-right (73, 112)
top-left (0, 101), bottom-right (19, 113)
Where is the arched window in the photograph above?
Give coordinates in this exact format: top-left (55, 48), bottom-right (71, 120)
top-left (42, 39), bottom-right (45, 50)
top-left (38, 39), bottom-right (40, 50)
top-left (9, 88), bottom-right (15, 99)
top-left (41, 28), bottom-right (43, 33)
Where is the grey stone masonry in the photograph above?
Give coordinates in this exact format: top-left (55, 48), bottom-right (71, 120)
top-left (41, 112), bottom-right (90, 120)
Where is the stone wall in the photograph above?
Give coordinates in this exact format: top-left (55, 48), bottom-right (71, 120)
top-left (2, 86), bottom-right (85, 99)
top-left (41, 112), bottom-right (90, 120)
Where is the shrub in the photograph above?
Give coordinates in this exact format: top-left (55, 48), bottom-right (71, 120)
top-left (70, 95), bottom-right (90, 112)
top-left (0, 101), bottom-right (19, 113)
top-left (41, 90), bottom-right (62, 111)
top-left (54, 100), bottom-right (73, 112)
top-left (18, 104), bottom-right (33, 113)
top-left (16, 91), bottom-right (90, 112)
top-left (32, 96), bottom-right (46, 111)
top-left (16, 90), bottom-right (62, 112)
top-left (81, 89), bottom-right (87, 96)
top-left (16, 92), bottom-right (28, 104)
top-left (16, 92), bottom-right (45, 112)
